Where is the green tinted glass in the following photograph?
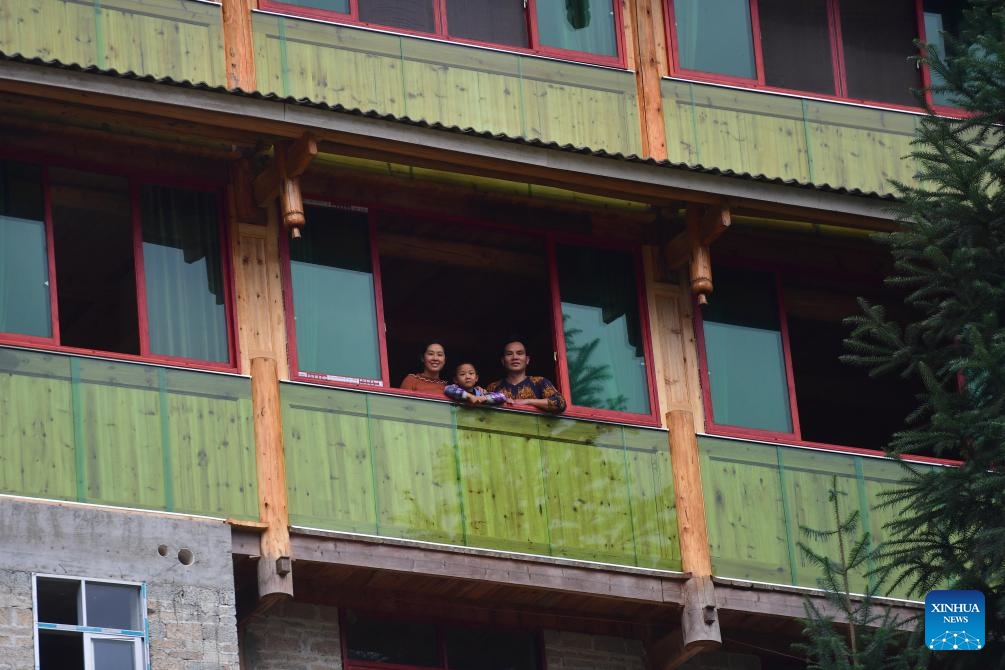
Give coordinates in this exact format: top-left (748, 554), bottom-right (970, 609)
top-left (141, 185), bottom-right (228, 362)
top-left (282, 384), bottom-right (680, 570)
top-left (557, 244), bottom-right (650, 414)
top-left (702, 268), bottom-right (792, 432)
top-left (290, 206), bottom-right (381, 382)
top-left (536, 0), bottom-right (617, 56)
top-left (0, 161), bottom-right (50, 338)
top-left (674, 0), bottom-right (755, 78)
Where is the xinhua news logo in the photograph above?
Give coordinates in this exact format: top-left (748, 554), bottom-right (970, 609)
top-left (925, 590), bottom-right (985, 651)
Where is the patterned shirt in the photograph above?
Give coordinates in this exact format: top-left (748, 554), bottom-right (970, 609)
top-left (485, 376), bottom-right (567, 413)
top-left (443, 384), bottom-right (506, 405)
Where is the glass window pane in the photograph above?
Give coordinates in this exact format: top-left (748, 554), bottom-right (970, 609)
top-left (537, 0), bottom-right (617, 57)
top-left (702, 268), bottom-right (792, 433)
top-left (91, 638), bottom-right (137, 670)
top-left (38, 630), bottom-right (84, 669)
top-left (759, 0), bottom-right (835, 94)
top-left (84, 583), bottom-right (141, 630)
top-left (673, 0), bottom-right (754, 78)
top-left (557, 245), bottom-right (650, 414)
top-left (924, 0), bottom-right (964, 107)
top-left (345, 611), bottom-right (438, 666)
top-left (446, 626), bottom-right (540, 670)
top-left (840, 0), bottom-right (921, 105)
top-left (36, 578), bottom-right (80, 625)
top-left (290, 206), bottom-right (381, 382)
top-left (274, 0), bottom-right (348, 12)
top-left (359, 0), bottom-right (435, 33)
top-left (50, 168), bottom-right (138, 354)
top-left (448, 0), bottom-right (528, 47)
top-left (141, 185), bottom-right (228, 363)
top-left (0, 160), bottom-right (50, 338)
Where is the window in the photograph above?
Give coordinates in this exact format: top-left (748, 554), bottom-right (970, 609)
top-left (697, 267), bottom-right (920, 450)
top-left (0, 159), bottom-right (232, 367)
top-left (259, 0), bottom-right (622, 65)
top-left (282, 203), bottom-right (656, 422)
top-left (34, 575), bottom-right (146, 670)
top-left (922, 0), bottom-right (965, 108)
top-left (343, 610), bottom-right (540, 670)
top-left (668, 0), bottom-right (927, 107)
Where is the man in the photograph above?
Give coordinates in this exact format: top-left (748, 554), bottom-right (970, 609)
top-left (485, 340), bottom-right (566, 414)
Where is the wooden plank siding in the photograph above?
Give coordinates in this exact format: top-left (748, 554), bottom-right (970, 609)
top-left (0, 346), bottom-right (258, 518)
top-left (281, 382), bottom-right (681, 571)
top-left (251, 13), bottom-right (642, 156)
top-left (662, 79), bottom-right (920, 196)
top-left (0, 0), bottom-right (226, 86)
top-left (698, 435), bottom-right (933, 598)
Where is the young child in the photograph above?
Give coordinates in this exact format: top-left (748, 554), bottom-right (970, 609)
top-left (444, 362), bottom-right (506, 405)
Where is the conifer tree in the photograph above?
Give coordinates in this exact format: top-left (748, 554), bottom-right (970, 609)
top-left (840, 1), bottom-right (1005, 666)
top-left (795, 481), bottom-right (927, 670)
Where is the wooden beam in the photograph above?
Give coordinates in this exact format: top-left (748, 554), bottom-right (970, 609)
top-left (251, 356), bottom-right (294, 600)
top-left (668, 410), bottom-right (712, 577)
top-left (253, 134), bottom-right (318, 206)
top-left (699, 203), bottom-right (731, 244)
top-left (377, 232), bottom-right (546, 276)
top-left (220, 0), bottom-right (257, 91)
top-left (667, 410), bottom-right (722, 654)
top-left (230, 210), bottom-right (289, 377)
top-left (286, 531), bottom-right (688, 605)
top-left (642, 249), bottom-right (705, 432)
top-left (627, 0), bottom-right (669, 159)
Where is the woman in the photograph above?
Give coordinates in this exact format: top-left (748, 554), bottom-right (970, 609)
top-left (398, 341), bottom-right (448, 393)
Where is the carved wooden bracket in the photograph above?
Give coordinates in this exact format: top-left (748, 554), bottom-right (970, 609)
top-left (253, 133), bottom-right (318, 239)
top-left (663, 202), bottom-right (731, 305)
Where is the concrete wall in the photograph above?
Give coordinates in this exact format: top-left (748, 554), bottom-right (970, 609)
top-left (0, 497), bottom-right (239, 670)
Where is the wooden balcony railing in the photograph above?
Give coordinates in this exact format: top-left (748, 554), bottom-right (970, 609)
top-left (0, 0), bottom-right (226, 86)
top-left (699, 435), bottom-right (931, 599)
top-left (281, 382), bottom-right (681, 570)
top-left (0, 346), bottom-right (257, 518)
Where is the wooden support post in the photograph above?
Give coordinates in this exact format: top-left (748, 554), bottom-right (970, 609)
top-left (667, 409), bottom-right (721, 661)
top-left (220, 0), bottom-right (257, 91)
top-left (251, 356), bottom-right (294, 601)
top-left (687, 206), bottom-right (713, 305)
top-left (252, 135), bottom-right (317, 239)
top-left (627, 0), bottom-right (669, 159)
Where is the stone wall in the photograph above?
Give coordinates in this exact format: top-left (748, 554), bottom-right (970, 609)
top-left (544, 629), bottom-right (647, 670)
top-left (241, 601), bottom-right (343, 670)
top-left (0, 498), bottom-right (239, 670)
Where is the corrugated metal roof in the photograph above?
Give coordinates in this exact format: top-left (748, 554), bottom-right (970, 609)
top-left (0, 51), bottom-right (896, 201)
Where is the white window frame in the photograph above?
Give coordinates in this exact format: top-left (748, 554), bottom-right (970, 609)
top-left (32, 574), bottom-right (149, 670)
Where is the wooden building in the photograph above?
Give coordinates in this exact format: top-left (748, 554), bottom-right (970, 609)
top-left (0, 1), bottom-right (962, 668)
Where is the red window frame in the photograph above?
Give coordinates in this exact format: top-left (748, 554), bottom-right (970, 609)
top-left (258, 0), bottom-right (626, 69)
top-left (339, 609), bottom-right (546, 670)
top-left (693, 262), bottom-right (959, 465)
top-left (280, 199), bottom-right (661, 426)
top-left (664, 0), bottom-right (955, 114)
top-left (0, 153), bottom-right (238, 373)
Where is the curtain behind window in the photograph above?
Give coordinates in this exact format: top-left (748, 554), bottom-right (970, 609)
top-left (140, 185), bottom-right (228, 363)
top-left (536, 0), bottom-right (617, 57)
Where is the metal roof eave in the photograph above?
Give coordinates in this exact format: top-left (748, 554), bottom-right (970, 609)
top-left (0, 57), bottom-right (898, 222)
